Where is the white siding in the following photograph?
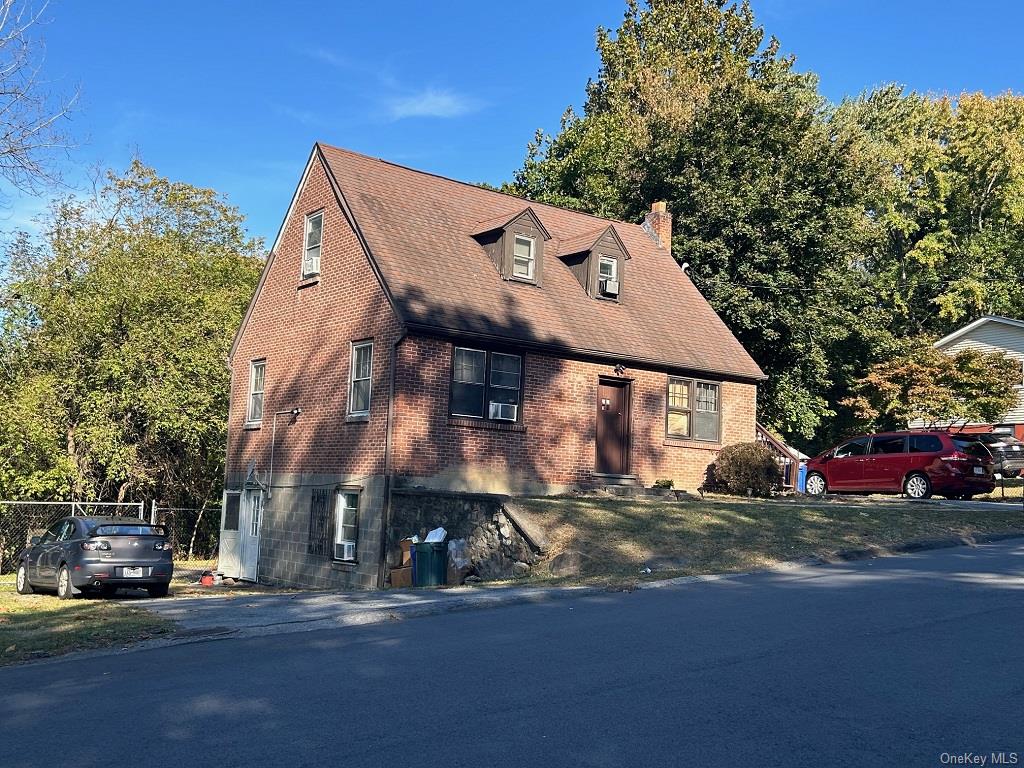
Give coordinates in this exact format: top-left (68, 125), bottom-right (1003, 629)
top-left (939, 320), bottom-right (1024, 424)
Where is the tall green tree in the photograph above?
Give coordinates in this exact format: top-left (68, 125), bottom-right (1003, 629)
top-left (507, 0), bottom-right (884, 442)
top-left (0, 161), bottom-right (263, 504)
top-left (836, 87), bottom-right (1024, 336)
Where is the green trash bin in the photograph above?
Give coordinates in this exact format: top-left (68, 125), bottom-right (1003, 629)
top-left (413, 541), bottom-right (448, 587)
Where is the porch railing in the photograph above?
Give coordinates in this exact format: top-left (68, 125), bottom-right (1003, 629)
top-left (755, 422), bottom-right (800, 490)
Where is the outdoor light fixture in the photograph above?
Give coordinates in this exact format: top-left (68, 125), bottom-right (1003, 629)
top-left (614, 364), bottom-right (626, 376)
top-left (268, 407), bottom-right (304, 499)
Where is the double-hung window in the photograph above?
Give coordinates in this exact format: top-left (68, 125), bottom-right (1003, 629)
top-left (349, 341), bottom-right (373, 416)
top-left (667, 377), bottom-right (720, 442)
top-left (450, 347), bottom-right (522, 422)
top-left (247, 360), bottom-right (266, 424)
top-left (512, 235), bottom-right (535, 280)
top-left (333, 490), bottom-right (359, 562)
top-left (598, 256), bottom-right (617, 282)
top-left (303, 211), bottom-right (323, 278)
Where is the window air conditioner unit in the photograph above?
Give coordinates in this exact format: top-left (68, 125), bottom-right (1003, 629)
top-left (335, 541), bottom-right (356, 561)
top-left (601, 279), bottom-right (620, 296)
top-left (489, 402), bottom-right (518, 421)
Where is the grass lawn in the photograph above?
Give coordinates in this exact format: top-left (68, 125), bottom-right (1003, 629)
top-left (0, 587), bottom-right (175, 666)
top-left (512, 495), bottom-right (1024, 586)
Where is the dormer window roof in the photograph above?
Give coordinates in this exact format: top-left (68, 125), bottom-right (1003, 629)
top-left (472, 206), bottom-right (551, 286)
top-left (558, 224), bottom-right (631, 300)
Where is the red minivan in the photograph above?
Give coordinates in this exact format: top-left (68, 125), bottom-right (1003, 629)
top-left (804, 430), bottom-right (995, 500)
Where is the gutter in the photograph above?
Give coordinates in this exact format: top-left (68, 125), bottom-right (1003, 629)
top-left (402, 322), bottom-right (767, 384)
top-left (377, 328), bottom-right (407, 589)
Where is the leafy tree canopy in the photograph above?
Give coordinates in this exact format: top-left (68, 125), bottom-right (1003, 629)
top-left (508, 0), bottom-right (1024, 450)
top-left (0, 161), bottom-right (263, 504)
top-left (842, 340), bottom-right (1020, 431)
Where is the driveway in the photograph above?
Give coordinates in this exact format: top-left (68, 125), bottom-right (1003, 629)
top-left (2, 539), bottom-right (1021, 768)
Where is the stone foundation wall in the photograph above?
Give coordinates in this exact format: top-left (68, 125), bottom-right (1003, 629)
top-left (388, 490), bottom-right (540, 582)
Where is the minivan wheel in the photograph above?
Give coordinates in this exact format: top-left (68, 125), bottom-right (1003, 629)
top-left (904, 473), bottom-right (932, 500)
top-left (56, 565), bottom-right (77, 600)
top-left (805, 472), bottom-right (827, 496)
top-left (16, 562), bottom-right (33, 595)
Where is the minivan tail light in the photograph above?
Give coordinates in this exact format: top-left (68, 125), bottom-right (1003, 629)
top-left (940, 452), bottom-right (969, 462)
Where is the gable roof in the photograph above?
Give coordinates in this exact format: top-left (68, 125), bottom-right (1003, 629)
top-left (558, 224), bottom-right (630, 259)
top-left (318, 143), bottom-right (763, 381)
top-left (239, 143), bottom-right (763, 381)
top-left (473, 207), bottom-right (552, 240)
top-left (934, 315), bottom-right (1024, 349)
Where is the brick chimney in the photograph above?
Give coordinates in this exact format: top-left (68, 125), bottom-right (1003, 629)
top-left (644, 201), bottom-right (672, 251)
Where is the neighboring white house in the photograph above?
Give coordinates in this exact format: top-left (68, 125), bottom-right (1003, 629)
top-left (933, 315), bottom-right (1024, 440)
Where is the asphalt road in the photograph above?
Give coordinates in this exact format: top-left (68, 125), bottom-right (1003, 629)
top-left (3, 541), bottom-right (1023, 768)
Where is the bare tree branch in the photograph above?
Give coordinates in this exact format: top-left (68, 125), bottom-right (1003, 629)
top-left (0, 0), bottom-right (77, 196)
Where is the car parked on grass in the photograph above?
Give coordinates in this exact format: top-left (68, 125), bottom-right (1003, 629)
top-left (15, 516), bottom-right (174, 599)
top-left (957, 433), bottom-right (1024, 478)
top-left (804, 430), bottom-right (995, 500)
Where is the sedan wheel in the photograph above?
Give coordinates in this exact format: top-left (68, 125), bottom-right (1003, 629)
top-left (56, 565), bottom-right (77, 600)
top-left (805, 473), bottom-right (827, 496)
top-left (16, 563), bottom-right (33, 595)
top-left (904, 473), bottom-right (932, 500)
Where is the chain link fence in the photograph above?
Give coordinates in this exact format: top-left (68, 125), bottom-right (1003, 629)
top-left (149, 504), bottom-right (221, 562)
top-left (0, 501), bottom-right (145, 575)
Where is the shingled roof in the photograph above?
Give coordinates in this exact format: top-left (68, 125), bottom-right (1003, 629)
top-left (315, 143), bottom-right (764, 381)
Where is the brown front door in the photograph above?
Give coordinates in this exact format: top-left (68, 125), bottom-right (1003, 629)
top-left (596, 379), bottom-right (631, 475)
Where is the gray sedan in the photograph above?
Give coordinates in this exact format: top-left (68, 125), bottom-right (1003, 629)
top-left (15, 516), bottom-right (174, 599)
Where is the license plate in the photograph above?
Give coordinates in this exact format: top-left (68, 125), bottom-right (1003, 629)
top-left (973, 466), bottom-right (985, 475)
top-left (122, 567), bottom-right (144, 578)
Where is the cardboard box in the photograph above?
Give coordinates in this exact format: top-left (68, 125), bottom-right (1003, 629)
top-left (390, 565), bottom-right (412, 588)
top-left (399, 539), bottom-right (414, 566)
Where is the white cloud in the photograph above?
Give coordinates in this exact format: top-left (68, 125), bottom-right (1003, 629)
top-left (385, 88), bottom-right (480, 120)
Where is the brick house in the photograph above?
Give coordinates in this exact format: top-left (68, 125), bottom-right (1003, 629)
top-left (219, 143), bottom-right (764, 588)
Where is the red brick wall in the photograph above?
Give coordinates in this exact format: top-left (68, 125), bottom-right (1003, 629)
top-left (392, 335), bottom-right (757, 491)
top-left (228, 155), bottom-right (402, 478)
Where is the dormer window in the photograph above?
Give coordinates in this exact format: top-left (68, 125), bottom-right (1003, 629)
top-left (303, 211), bottom-right (323, 278)
top-left (559, 225), bottom-right (630, 299)
top-left (472, 207), bottom-right (551, 286)
top-left (598, 255), bottom-right (620, 297)
top-left (512, 235), bottom-right (535, 280)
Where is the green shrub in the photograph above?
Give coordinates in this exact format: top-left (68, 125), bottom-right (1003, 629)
top-left (653, 479), bottom-right (674, 489)
top-left (709, 442), bottom-right (782, 497)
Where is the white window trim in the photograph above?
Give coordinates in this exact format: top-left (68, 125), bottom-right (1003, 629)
top-left (302, 210), bottom-right (323, 279)
top-left (512, 234), bottom-right (535, 280)
top-left (247, 359), bottom-right (266, 425)
top-left (598, 255), bottom-right (618, 281)
top-left (333, 490), bottom-right (359, 562)
top-left (348, 341), bottom-right (373, 416)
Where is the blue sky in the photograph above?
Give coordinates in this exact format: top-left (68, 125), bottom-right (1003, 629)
top-left (3, 0), bottom-right (1022, 246)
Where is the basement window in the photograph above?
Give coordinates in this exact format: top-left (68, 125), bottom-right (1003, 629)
top-left (333, 490), bottom-right (359, 562)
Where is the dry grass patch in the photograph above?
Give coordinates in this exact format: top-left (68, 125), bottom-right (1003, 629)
top-left (0, 588), bottom-right (174, 666)
top-left (513, 496), bottom-right (1024, 587)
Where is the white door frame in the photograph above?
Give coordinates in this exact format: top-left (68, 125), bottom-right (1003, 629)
top-left (239, 488), bottom-right (263, 582)
top-left (218, 490), bottom-right (242, 578)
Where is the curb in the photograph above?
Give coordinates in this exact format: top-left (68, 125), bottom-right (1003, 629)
top-left (5, 533), bottom-right (1023, 671)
